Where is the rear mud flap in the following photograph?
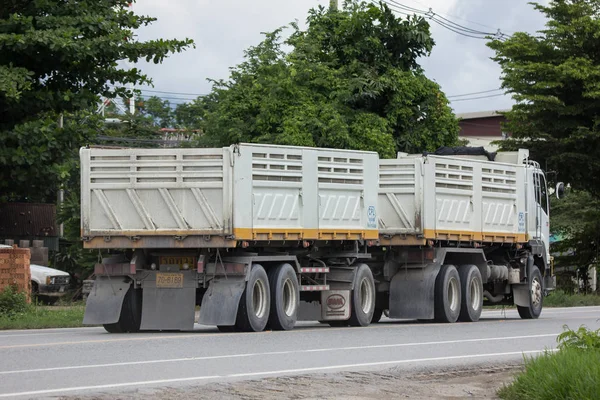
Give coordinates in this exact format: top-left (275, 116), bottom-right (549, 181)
top-left (389, 264), bottom-right (439, 320)
top-left (140, 271), bottom-right (196, 331)
top-left (198, 278), bottom-right (245, 326)
top-left (83, 277), bottom-right (131, 325)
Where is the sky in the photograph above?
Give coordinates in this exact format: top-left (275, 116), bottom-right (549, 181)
top-left (130, 0), bottom-right (550, 115)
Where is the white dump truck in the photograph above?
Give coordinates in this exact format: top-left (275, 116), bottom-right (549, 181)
top-left (81, 143), bottom-right (556, 333)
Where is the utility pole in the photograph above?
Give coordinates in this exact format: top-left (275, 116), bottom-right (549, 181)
top-left (330, 0), bottom-right (338, 11)
top-left (58, 114), bottom-right (64, 238)
top-left (127, 2), bottom-right (135, 115)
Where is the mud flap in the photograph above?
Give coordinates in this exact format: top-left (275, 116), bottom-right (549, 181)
top-left (140, 271), bottom-right (196, 331)
top-left (198, 277), bottom-right (246, 326)
top-left (83, 276), bottom-right (131, 325)
top-left (389, 264), bottom-right (439, 320)
top-left (512, 284), bottom-right (530, 307)
top-left (320, 290), bottom-right (351, 321)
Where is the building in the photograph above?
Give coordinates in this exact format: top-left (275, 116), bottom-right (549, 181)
top-left (457, 109), bottom-right (510, 151)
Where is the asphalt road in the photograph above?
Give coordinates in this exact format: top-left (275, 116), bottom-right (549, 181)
top-left (1, 306), bottom-right (599, 399)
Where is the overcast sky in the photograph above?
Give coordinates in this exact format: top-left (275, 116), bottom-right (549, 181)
top-left (131, 0), bottom-right (549, 115)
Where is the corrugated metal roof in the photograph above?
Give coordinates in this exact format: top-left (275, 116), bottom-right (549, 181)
top-left (0, 203), bottom-right (58, 237)
top-left (456, 109), bottom-right (510, 120)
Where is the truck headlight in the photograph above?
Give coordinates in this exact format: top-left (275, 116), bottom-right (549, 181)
top-left (46, 276), bottom-right (52, 285)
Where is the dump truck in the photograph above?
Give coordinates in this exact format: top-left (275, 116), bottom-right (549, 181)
top-left (81, 143), bottom-right (556, 333)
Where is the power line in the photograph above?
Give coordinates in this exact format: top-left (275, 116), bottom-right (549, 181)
top-left (451, 93), bottom-right (506, 102)
top-left (137, 88), bottom-right (208, 97)
top-left (386, 0), bottom-right (491, 35)
top-left (404, 0), bottom-right (515, 34)
top-left (377, 0), bottom-right (510, 41)
top-left (447, 88), bottom-right (504, 98)
top-left (137, 93), bottom-right (201, 101)
top-left (109, 85), bottom-right (208, 97)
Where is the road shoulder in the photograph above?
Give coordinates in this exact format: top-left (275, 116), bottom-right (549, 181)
top-left (60, 362), bottom-right (522, 400)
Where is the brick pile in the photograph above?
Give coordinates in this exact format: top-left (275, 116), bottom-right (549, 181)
top-left (0, 246), bottom-right (32, 303)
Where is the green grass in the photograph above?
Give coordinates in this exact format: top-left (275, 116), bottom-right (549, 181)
top-left (0, 304), bottom-right (85, 330)
top-left (499, 326), bottom-right (600, 400)
top-left (498, 348), bottom-right (600, 400)
top-left (544, 290), bottom-right (600, 307)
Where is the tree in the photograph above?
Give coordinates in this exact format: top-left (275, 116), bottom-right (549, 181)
top-left (550, 190), bottom-right (600, 293)
top-left (137, 96), bottom-right (174, 128)
top-left (0, 0), bottom-right (194, 202)
top-left (197, 1), bottom-right (459, 157)
top-left (488, 0), bottom-right (600, 196)
top-left (488, 0), bottom-right (600, 292)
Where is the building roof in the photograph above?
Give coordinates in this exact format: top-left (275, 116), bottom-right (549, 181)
top-left (456, 109), bottom-right (510, 120)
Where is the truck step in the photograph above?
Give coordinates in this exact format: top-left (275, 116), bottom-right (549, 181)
top-left (300, 267), bottom-right (330, 273)
top-left (301, 285), bottom-right (330, 291)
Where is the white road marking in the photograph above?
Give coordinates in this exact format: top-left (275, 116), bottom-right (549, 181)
top-left (0, 327), bottom-right (98, 335)
top-left (0, 349), bottom-right (558, 398)
top-left (0, 332), bottom-right (74, 338)
top-left (484, 308), bottom-right (600, 315)
top-left (0, 333), bottom-right (558, 375)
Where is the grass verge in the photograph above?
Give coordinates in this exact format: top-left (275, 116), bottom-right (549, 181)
top-left (0, 304), bottom-right (85, 330)
top-left (544, 290), bottom-right (600, 307)
top-left (498, 348), bottom-right (600, 400)
top-left (499, 326), bottom-right (600, 400)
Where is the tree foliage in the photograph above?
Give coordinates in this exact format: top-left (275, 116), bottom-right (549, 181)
top-left (550, 190), bottom-right (600, 292)
top-left (488, 0), bottom-right (600, 195)
top-left (197, 1), bottom-right (459, 157)
top-left (489, 0), bottom-right (600, 291)
top-left (0, 0), bottom-right (194, 202)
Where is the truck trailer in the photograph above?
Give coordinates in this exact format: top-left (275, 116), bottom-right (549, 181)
top-left (81, 143), bottom-right (555, 333)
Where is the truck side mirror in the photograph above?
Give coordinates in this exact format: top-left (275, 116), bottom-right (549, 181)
top-left (556, 182), bottom-right (565, 199)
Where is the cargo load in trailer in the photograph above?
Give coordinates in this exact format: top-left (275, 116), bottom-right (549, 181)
top-left (81, 144), bottom-right (559, 333)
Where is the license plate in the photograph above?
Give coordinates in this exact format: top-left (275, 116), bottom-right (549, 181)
top-left (156, 273), bottom-right (184, 288)
top-left (159, 256), bottom-right (195, 270)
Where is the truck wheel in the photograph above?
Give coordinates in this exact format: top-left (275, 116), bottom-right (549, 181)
top-left (517, 266), bottom-right (543, 319)
top-left (235, 264), bottom-right (271, 332)
top-left (434, 265), bottom-right (461, 323)
top-left (267, 263), bottom-right (299, 331)
top-left (371, 308), bottom-right (384, 323)
top-left (103, 287), bottom-right (142, 333)
top-left (348, 264), bottom-right (375, 327)
top-left (458, 265), bottom-right (483, 322)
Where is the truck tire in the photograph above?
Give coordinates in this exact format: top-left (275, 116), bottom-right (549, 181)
top-left (434, 265), bottom-right (461, 323)
top-left (348, 264), bottom-right (376, 327)
top-left (517, 266), bottom-right (543, 319)
top-left (235, 264), bottom-right (271, 332)
top-left (103, 287), bottom-right (142, 333)
top-left (371, 308), bottom-right (384, 323)
top-left (458, 265), bottom-right (483, 322)
top-left (267, 263), bottom-right (299, 331)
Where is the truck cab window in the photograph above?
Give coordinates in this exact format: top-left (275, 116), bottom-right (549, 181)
top-left (535, 173), bottom-right (548, 214)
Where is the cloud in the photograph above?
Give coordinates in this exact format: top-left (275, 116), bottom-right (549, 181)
top-left (131, 0), bottom-right (549, 113)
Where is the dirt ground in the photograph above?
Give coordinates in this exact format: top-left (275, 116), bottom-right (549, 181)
top-left (61, 363), bottom-right (522, 400)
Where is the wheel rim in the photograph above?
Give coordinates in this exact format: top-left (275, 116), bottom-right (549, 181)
top-left (448, 276), bottom-right (460, 312)
top-left (282, 278), bottom-right (297, 317)
top-left (252, 279), bottom-right (268, 319)
top-left (359, 277), bottom-right (374, 314)
top-left (531, 277), bottom-right (542, 307)
top-left (470, 276), bottom-right (482, 311)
